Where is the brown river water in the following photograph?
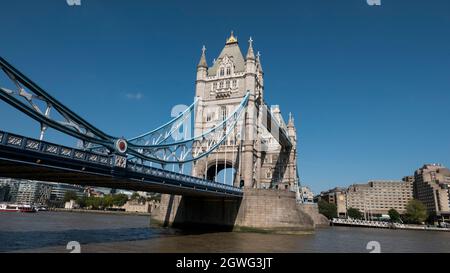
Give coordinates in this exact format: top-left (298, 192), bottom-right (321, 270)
top-left (1, 211), bottom-right (450, 253)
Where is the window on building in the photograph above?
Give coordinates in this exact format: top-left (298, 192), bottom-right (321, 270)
top-left (232, 79), bottom-right (237, 88)
top-left (212, 82), bottom-right (217, 90)
top-left (220, 67), bottom-right (224, 77)
top-left (226, 80), bottom-right (230, 89)
top-left (219, 81), bottom-right (224, 89)
top-left (221, 106), bottom-right (228, 121)
top-left (226, 66), bottom-right (231, 75)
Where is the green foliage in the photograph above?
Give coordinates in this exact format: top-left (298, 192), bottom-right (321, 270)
top-left (77, 196), bottom-right (87, 208)
top-left (111, 194), bottom-right (129, 207)
top-left (130, 192), bottom-right (147, 204)
top-left (318, 200), bottom-right (337, 219)
top-left (347, 207), bottom-right (363, 220)
top-left (63, 191), bottom-right (78, 203)
top-left (76, 194), bottom-right (129, 210)
top-left (147, 194), bottom-right (161, 202)
top-left (131, 192), bottom-right (140, 201)
top-left (404, 199), bottom-right (428, 224)
top-left (388, 208), bottom-right (401, 223)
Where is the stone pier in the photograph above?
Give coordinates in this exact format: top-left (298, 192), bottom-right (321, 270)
top-left (151, 189), bottom-right (327, 233)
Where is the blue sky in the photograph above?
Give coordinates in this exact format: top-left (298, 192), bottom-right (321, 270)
top-left (1, 0), bottom-right (449, 193)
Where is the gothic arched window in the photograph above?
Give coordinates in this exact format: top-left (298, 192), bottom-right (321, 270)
top-left (226, 80), bottom-right (230, 89)
top-left (232, 79), bottom-right (237, 88)
top-left (212, 82), bottom-right (217, 90)
top-left (220, 67), bottom-right (224, 77)
top-left (226, 66), bottom-right (231, 75)
top-left (219, 81), bottom-right (224, 89)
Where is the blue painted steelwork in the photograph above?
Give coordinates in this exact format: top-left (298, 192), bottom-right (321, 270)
top-left (0, 57), bottom-right (246, 197)
top-left (0, 57), bottom-right (115, 149)
top-left (0, 130), bottom-right (243, 197)
top-left (128, 97), bottom-right (199, 146)
top-left (0, 56), bottom-right (249, 165)
top-left (127, 92), bottom-right (249, 164)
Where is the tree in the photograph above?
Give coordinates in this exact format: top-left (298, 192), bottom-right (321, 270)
top-left (112, 194), bottom-right (129, 207)
top-left (63, 191), bottom-right (78, 203)
top-left (318, 200), bottom-right (337, 219)
top-left (102, 195), bottom-right (114, 208)
top-left (347, 207), bottom-right (363, 220)
top-left (405, 199), bottom-right (428, 224)
top-left (388, 208), bottom-right (401, 223)
top-left (131, 192), bottom-right (140, 201)
top-left (77, 196), bottom-right (87, 208)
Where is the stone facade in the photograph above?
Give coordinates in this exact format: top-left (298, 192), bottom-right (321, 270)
top-left (413, 164), bottom-right (450, 221)
top-left (123, 200), bottom-right (160, 213)
top-left (346, 181), bottom-right (413, 215)
top-left (192, 32), bottom-right (299, 193)
top-left (300, 186), bottom-right (315, 203)
top-left (151, 189), bottom-right (319, 233)
top-left (318, 181), bottom-right (414, 217)
top-left (316, 187), bottom-right (348, 217)
top-left (150, 33), bottom-right (322, 232)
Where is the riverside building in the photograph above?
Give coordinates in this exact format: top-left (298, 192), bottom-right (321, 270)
top-left (346, 180), bottom-right (413, 216)
top-left (413, 164), bottom-right (450, 222)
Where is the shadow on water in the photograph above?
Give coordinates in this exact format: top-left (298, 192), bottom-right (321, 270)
top-left (0, 227), bottom-right (164, 252)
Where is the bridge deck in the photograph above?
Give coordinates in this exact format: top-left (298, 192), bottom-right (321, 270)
top-left (0, 131), bottom-right (243, 198)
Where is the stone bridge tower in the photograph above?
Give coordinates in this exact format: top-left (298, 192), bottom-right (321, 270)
top-left (192, 32), bottom-right (299, 192)
top-left (151, 33), bottom-right (325, 232)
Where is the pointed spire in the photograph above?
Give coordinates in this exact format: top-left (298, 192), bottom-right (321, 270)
top-left (246, 36), bottom-right (255, 60)
top-left (288, 112), bottom-right (295, 127)
top-left (256, 51), bottom-right (263, 72)
top-left (197, 45), bottom-right (208, 68)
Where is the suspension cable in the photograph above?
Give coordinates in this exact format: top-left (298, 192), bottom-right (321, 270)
top-left (215, 147), bottom-right (219, 183)
top-left (224, 135), bottom-right (227, 185)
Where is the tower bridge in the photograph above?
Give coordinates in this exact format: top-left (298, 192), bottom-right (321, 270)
top-left (0, 32), bottom-right (326, 232)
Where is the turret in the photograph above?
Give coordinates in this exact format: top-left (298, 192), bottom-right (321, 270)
top-left (195, 45), bottom-right (208, 97)
top-left (287, 112), bottom-right (297, 144)
top-left (245, 37), bottom-right (256, 74)
top-left (197, 45), bottom-right (208, 79)
top-left (245, 37), bottom-right (257, 97)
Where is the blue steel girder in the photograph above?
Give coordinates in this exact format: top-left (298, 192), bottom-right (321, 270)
top-left (128, 97), bottom-right (199, 146)
top-left (0, 57), bottom-right (250, 166)
top-left (0, 57), bottom-right (115, 149)
top-left (0, 130), bottom-right (243, 197)
top-left (127, 92), bottom-right (249, 164)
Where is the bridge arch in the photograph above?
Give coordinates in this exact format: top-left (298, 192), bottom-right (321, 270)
top-left (205, 159), bottom-right (238, 186)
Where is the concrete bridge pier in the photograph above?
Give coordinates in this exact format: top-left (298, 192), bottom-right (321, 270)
top-left (151, 188), bottom-right (328, 233)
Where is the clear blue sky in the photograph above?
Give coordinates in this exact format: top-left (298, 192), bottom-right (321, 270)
top-left (1, 0), bottom-right (449, 194)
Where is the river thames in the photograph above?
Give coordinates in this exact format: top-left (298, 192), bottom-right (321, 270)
top-left (1, 211), bottom-right (450, 253)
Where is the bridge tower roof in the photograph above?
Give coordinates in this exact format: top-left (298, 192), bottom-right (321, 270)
top-left (208, 31), bottom-right (246, 76)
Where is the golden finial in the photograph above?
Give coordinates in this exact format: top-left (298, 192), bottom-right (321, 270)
top-left (226, 30), bottom-right (238, 44)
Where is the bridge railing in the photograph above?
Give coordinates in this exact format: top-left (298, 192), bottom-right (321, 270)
top-left (0, 130), bottom-right (243, 194)
top-left (0, 130), bottom-right (112, 167)
top-left (127, 162), bottom-right (242, 193)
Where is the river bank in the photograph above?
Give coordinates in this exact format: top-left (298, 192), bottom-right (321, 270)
top-left (48, 208), bottom-right (151, 216)
top-left (331, 218), bottom-right (450, 232)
